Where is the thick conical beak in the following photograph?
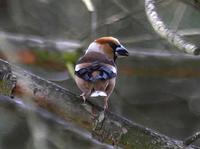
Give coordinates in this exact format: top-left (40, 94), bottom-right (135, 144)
top-left (115, 45), bottom-right (129, 56)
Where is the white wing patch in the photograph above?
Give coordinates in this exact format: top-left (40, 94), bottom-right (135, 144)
top-left (75, 64), bottom-right (82, 71)
top-left (110, 66), bottom-right (117, 74)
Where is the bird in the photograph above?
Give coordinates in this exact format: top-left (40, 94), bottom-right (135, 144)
top-left (74, 37), bottom-right (129, 110)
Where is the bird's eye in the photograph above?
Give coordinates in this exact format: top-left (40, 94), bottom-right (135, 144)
top-left (108, 42), bottom-right (120, 51)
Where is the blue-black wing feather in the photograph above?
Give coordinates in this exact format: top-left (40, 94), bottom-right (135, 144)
top-left (75, 61), bottom-right (116, 82)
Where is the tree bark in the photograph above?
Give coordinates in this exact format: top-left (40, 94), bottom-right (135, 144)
top-left (0, 59), bottom-right (199, 149)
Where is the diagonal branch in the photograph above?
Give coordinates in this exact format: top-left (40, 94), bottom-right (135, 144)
top-left (145, 0), bottom-right (200, 55)
top-left (0, 58), bottom-right (199, 148)
top-left (184, 132), bottom-right (200, 146)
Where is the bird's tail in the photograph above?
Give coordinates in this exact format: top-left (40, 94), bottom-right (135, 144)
top-left (90, 71), bottom-right (102, 82)
top-left (90, 70), bottom-right (108, 97)
top-left (90, 91), bottom-right (107, 97)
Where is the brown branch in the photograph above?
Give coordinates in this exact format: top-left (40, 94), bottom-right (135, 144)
top-left (0, 58), bottom-right (199, 148)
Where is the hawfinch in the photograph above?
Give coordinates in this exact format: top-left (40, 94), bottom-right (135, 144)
top-left (74, 37), bottom-right (129, 109)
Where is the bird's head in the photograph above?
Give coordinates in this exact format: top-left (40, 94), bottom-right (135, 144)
top-left (86, 37), bottom-right (129, 61)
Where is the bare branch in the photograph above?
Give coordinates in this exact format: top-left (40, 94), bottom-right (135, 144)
top-left (0, 59), bottom-right (199, 148)
top-left (145, 0), bottom-right (200, 55)
top-left (184, 132), bottom-right (200, 146)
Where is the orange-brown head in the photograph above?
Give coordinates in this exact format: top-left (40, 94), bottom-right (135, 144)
top-left (86, 37), bottom-right (129, 61)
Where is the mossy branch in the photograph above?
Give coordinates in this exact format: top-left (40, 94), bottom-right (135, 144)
top-left (0, 58), bottom-right (199, 149)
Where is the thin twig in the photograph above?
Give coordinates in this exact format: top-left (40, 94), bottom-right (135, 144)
top-left (145, 0), bottom-right (200, 55)
top-left (184, 132), bottom-right (200, 146)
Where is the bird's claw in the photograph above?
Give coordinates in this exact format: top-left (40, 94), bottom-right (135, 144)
top-left (80, 93), bottom-right (86, 103)
top-left (103, 103), bottom-right (108, 111)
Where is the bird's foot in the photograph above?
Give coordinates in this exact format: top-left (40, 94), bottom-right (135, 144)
top-left (103, 102), bottom-right (108, 111)
top-left (80, 93), bottom-right (86, 103)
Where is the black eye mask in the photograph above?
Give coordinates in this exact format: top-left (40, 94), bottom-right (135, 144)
top-left (108, 42), bottom-right (120, 51)
top-left (108, 42), bottom-right (121, 62)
